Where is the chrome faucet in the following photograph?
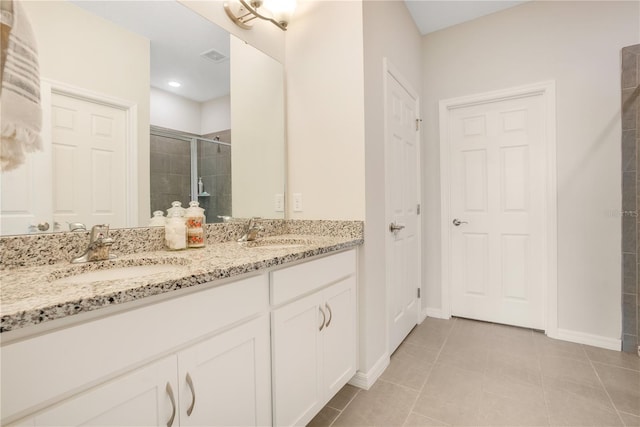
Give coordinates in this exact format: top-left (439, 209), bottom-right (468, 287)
top-left (237, 217), bottom-right (263, 242)
top-left (68, 222), bottom-right (86, 232)
top-left (71, 224), bottom-right (116, 263)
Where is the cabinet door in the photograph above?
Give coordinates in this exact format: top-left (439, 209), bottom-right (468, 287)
top-left (177, 315), bottom-right (271, 427)
top-left (33, 356), bottom-right (178, 427)
top-left (322, 277), bottom-right (357, 397)
top-left (271, 292), bottom-right (324, 427)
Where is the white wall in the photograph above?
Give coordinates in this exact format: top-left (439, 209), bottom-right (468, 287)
top-left (421, 1), bottom-right (639, 343)
top-left (285, 0), bottom-right (366, 220)
top-left (360, 0), bottom-right (422, 381)
top-left (22, 0), bottom-right (151, 227)
top-left (151, 88), bottom-right (230, 136)
top-left (150, 87), bottom-right (202, 135)
top-left (231, 35), bottom-right (285, 218)
top-left (201, 95), bottom-right (231, 135)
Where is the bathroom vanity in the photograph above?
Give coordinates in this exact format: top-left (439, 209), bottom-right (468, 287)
top-left (0, 221), bottom-right (362, 426)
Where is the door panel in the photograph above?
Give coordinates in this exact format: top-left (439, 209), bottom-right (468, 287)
top-left (51, 93), bottom-right (127, 229)
top-left (34, 356), bottom-right (176, 427)
top-left (178, 316), bottom-right (271, 427)
top-left (385, 64), bottom-right (421, 354)
top-left (322, 278), bottom-right (356, 397)
top-left (271, 293), bottom-right (323, 427)
top-left (450, 94), bottom-right (545, 329)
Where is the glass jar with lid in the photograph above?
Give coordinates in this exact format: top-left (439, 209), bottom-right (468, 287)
top-left (164, 210), bottom-right (187, 250)
top-left (166, 201), bottom-right (186, 218)
top-left (185, 201), bottom-right (206, 248)
top-left (149, 210), bottom-right (166, 227)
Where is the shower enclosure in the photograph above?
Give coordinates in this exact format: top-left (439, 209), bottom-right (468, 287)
top-left (150, 127), bottom-right (231, 223)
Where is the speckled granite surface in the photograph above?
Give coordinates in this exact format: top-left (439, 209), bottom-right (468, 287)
top-left (0, 220), bottom-right (363, 333)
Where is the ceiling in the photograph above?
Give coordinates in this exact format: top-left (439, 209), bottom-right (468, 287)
top-left (404, 0), bottom-right (528, 35)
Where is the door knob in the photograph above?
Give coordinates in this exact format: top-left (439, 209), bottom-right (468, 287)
top-left (389, 222), bottom-right (405, 233)
top-left (37, 222), bottom-right (50, 231)
top-left (452, 219), bottom-right (468, 227)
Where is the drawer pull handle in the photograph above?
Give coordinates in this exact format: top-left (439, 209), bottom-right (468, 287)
top-left (325, 303), bottom-right (332, 328)
top-left (186, 372), bottom-right (196, 416)
top-left (166, 382), bottom-right (176, 427)
top-left (319, 306), bottom-right (326, 331)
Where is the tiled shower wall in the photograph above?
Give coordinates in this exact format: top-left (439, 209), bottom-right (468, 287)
top-left (200, 131), bottom-right (232, 222)
top-left (149, 129), bottom-right (232, 224)
top-left (621, 44), bottom-right (640, 354)
top-left (150, 133), bottom-right (191, 217)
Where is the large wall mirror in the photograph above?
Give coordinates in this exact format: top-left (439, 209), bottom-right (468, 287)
top-left (0, 0), bottom-right (285, 236)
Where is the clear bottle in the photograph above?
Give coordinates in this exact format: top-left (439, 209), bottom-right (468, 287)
top-left (164, 210), bottom-right (187, 250)
top-left (149, 210), bottom-right (166, 227)
top-left (185, 200), bottom-right (206, 248)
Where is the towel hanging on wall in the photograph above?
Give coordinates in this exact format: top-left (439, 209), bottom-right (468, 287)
top-left (0, 0), bottom-right (42, 172)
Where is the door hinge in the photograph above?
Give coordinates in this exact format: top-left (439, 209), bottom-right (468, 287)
top-left (417, 203), bottom-right (421, 215)
top-left (417, 288), bottom-right (421, 298)
top-left (415, 118), bottom-right (423, 131)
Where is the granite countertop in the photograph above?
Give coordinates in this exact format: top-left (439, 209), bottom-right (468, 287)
top-left (0, 234), bottom-right (362, 333)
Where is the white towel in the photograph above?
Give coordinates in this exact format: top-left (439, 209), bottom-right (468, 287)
top-left (0, 0), bottom-right (42, 172)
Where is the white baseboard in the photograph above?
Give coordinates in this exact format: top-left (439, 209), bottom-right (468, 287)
top-left (424, 307), bottom-right (449, 320)
top-left (419, 307), bottom-right (429, 323)
top-left (553, 328), bottom-right (621, 351)
top-left (349, 352), bottom-right (389, 390)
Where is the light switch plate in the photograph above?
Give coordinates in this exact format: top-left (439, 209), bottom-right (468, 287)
top-left (293, 193), bottom-right (303, 212)
top-left (274, 194), bottom-right (284, 212)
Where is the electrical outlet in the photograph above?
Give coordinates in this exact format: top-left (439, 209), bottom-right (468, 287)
top-left (274, 194), bottom-right (284, 212)
top-left (293, 193), bottom-right (303, 212)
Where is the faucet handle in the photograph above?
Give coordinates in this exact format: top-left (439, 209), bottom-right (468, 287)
top-left (89, 224), bottom-right (110, 241)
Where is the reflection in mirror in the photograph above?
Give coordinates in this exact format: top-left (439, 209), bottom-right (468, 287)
top-left (0, 0), bottom-right (285, 236)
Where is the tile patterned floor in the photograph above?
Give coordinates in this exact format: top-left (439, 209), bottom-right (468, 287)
top-left (308, 317), bottom-right (640, 427)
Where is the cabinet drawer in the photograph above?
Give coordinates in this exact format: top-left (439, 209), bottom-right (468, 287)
top-left (270, 250), bottom-right (356, 306)
top-left (1, 274), bottom-right (269, 423)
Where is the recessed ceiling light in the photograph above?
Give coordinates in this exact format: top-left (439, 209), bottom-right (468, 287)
top-left (168, 81), bottom-right (181, 88)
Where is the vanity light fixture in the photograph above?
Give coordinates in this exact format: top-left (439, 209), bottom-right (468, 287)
top-left (224, 0), bottom-right (296, 31)
top-left (168, 81), bottom-right (182, 88)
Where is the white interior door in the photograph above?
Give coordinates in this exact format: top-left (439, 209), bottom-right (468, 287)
top-left (385, 60), bottom-right (421, 354)
top-left (51, 92), bottom-right (127, 229)
top-left (0, 145), bottom-right (52, 235)
top-left (447, 93), bottom-right (546, 329)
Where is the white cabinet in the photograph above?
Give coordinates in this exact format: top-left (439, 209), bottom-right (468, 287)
top-left (177, 316), bottom-right (271, 427)
top-left (3, 275), bottom-right (271, 427)
top-left (271, 250), bottom-right (357, 427)
top-left (2, 248), bottom-right (359, 427)
top-left (30, 316), bottom-right (271, 427)
top-left (33, 356), bottom-right (177, 426)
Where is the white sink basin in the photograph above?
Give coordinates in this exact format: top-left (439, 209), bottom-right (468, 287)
top-left (53, 264), bottom-right (178, 284)
top-left (249, 243), bottom-right (306, 249)
top-left (243, 238), bottom-right (312, 250)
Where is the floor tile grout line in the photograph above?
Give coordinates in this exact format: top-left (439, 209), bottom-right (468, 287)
top-left (326, 388), bottom-right (361, 427)
top-left (400, 317), bottom-right (457, 427)
top-left (584, 347), bottom-right (628, 426)
top-left (589, 359), bottom-right (640, 373)
top-left (536, 345), bottom-right (555, 427)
